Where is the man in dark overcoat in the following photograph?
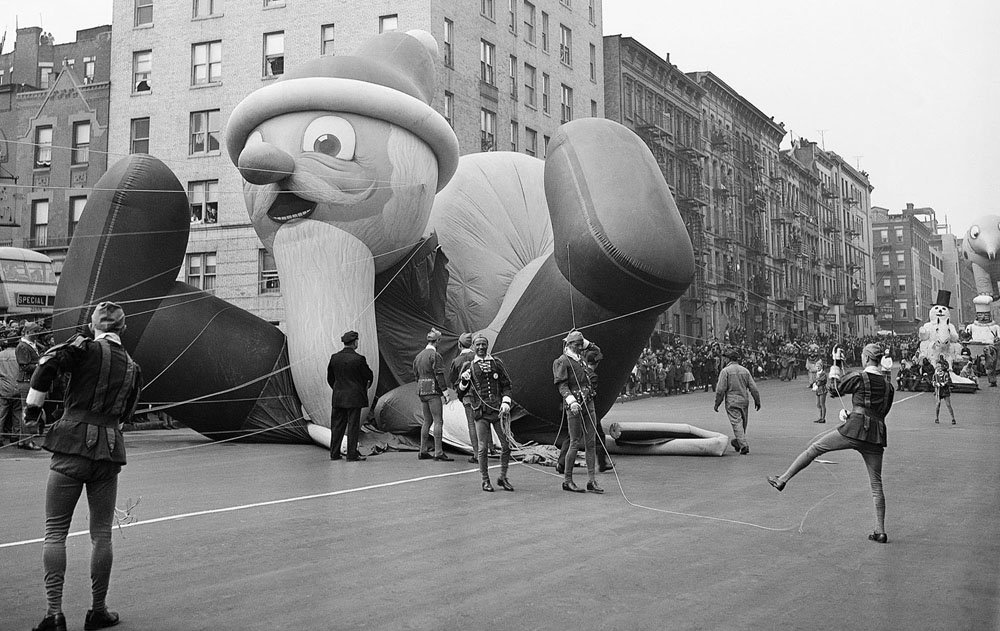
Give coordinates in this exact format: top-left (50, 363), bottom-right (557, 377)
top-left (327, 330), bottom-right (374, 461)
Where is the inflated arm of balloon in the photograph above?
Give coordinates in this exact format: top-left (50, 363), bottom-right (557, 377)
top-left (53, 155), bottom-right (309, 443)
top-left (472, 119), bottom-right (693, 432)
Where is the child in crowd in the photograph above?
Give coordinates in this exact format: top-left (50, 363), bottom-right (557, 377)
top-left (932, 361), bottom-right (956, 425)
top-left (812, 360), bottom-right (828, 423)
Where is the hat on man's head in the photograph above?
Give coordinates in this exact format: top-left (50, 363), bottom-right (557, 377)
top-left (426, 328), bottom-right (442, 342)
top-left (341, 330), bottom-right (359, 345)
top-left (861, 343), bottom-right (882, 362)
top-left (563, 330), bottom-right (584, 344)
top-left (722, 345), bottom-right (741, 360)
top-left (472, 332), bottom-right (489, 346)
top-left (92, 302), bottom-right (126, 333)
top-left (458, 332), bottom-right (473, 348)
top-left (22, 322), bottom-right (43, 335)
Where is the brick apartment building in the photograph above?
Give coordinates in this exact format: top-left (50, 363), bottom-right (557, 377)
top-left (106, 0), bottom-right (603, 325)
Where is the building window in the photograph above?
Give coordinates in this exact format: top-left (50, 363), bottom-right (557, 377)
top-left (130, 118), bottom-right (150, 154)
top-left (133, 50), bottom-right (151, 92)
top-left (508, 0), bottom-right (517, 32)
top-left (71, 121), bottom-right (91, 165)
top-left (559, 25), bottom-right (572, 66)
top-left (543, 134), bottom-right (550, 158)
top-left (590, 99), bottom-right (597, 117)
top-left (541, 72), bottom-right (550, 114)
top-left (444, 91), bottom-right (454, 128)
top-left (480, 108), bottom-right (496, 152)
top-left (589, 43), bottom-right (596, 81)
top-left (83, 57), bottom-right (96, 83)
top-left (897, 277), bottom-right (906, 293)
top-left (882, 278), bottom-right (891, 291)
top-left (31, 200), bottom-right (49, 247)
top-left (510, 121), bottom-right (518, 151)
top-left (523, 2), bottom-right (535, 43)
top-left (135, 0), bottom-right (153, 26)
top-left (69, 196), bottom-right (87, 239)
top-left (189, 110), bottom-right (221, 155)
top-left (894, 227), bottom-right (903, 242)
top-left (193, 0), bottom-right (217, 18)
top-left (524, 64), bottom-right (536, 107)
top-left (560, 84), bottom-right (573, 123)
top-left (880, 253), bottom-right (889, 267)
top-left (192, 41), bottom-right (221, 85)
top-left (896, 252), bottom-right (904, 268)
top-left (509, 55), bottom-right (517, 99)
top-left (379, 14), bottom-right (398, 33)
top-left (188, 180), bottom-right (219, 224)
top-left (186, 252), bottom-right (217, 291)
top-left (899, 301), bottom-right (908, 320)
top-left (259, 249), bottom-right (280, 294)
top-left (39, 63), bottom-right (54, 89)
top-left (541, 11), bottom-right (549, 51)
top-left (525, 127), bottom-right (537, 156)
top-left (879, 229), bottom-right (888, 243)
top-left (480, 40), bottom-right (495, 85)
top-left (443, 19), bottom-right (454, 67)
top-left (34, 126), bottom-right (52, 168)
top-left (263, 32), bottom-right (284, 76)
top-left (588, 0), bottom-right (595, 24)
top-left (482, 0), bottom-right (494, 19)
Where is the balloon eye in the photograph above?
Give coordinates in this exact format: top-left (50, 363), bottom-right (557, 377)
top-left (970, 226), bottom-right (980, 239)
top-left (302, 116), bottom-right (356, 160)
top-left (313, 134), bottom-right (342, 156)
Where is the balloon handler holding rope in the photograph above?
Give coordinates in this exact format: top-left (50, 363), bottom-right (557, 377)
top-left (53, 29), bottom-right (696, 453)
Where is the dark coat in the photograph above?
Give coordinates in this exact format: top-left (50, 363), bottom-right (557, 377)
top-left (327, 347), bottom-right (374, 409)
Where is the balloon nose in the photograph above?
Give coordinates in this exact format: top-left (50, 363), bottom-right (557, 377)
top-left (238, 142), bottom-right (295, 185)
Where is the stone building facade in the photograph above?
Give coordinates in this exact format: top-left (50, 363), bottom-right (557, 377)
top-left (0, 26), bottom-right (112, 274)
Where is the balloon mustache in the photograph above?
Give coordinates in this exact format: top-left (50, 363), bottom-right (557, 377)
top-left (249, 160), bottom-right (376, 219)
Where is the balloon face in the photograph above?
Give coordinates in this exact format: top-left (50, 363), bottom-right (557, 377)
top-left (237, 111), bottom-right (437, 272)
top-left (963, 214), bottom-right (1000, 266)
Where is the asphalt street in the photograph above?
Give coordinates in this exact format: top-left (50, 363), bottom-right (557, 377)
top-left (2, 374), bottom-right (997, 630)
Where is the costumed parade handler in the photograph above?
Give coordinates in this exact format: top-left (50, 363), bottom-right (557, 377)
top-left (553, 331), bottom-right (604, 495)
top-left (456, 332), bottom-right (515, 492)
top-left (27, 302), bottom-right (143, 631)
top-left (768, 343), bottom-right (894, 544)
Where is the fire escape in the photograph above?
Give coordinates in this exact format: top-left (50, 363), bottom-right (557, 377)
top-left (636, 116), bottom-right (709, 312)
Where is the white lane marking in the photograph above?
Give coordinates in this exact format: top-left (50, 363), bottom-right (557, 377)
top-left (0, 467), bottom-right (482, 549)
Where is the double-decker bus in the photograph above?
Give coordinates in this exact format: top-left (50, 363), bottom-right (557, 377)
top-left (0, 247), bottom-right (57, 318)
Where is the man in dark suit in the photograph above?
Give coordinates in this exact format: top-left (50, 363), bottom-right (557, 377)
top-left (327, 330), bottom-right (374, 462)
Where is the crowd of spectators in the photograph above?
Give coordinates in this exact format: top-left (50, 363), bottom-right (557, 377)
top-left (622, 331), bottom-right (931, 398)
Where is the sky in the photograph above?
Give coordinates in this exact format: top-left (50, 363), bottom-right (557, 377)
top-left (5, 0), bottom-right (998, 236)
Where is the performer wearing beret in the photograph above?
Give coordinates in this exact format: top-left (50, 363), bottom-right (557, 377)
top-left (768, 343), bottom-right (895, 544)
top-left (412, 328), bottom-right (452, 461)
top-left (449, 332), bottom-right (479, 463)
top-left (327, 330), bottom-right (374, 461)
top-left (553, 330), bottom-right (603, 494)
top-left (456, 333), bottom-right (515, 492)
top-left (28, 302), bottom-right (143, 631)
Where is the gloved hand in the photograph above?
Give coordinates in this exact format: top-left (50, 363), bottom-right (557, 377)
top-left (755, 402), bottom-right (761, 411)
top-left (570, 401), bottom-right (581, 414)
top-left (461, 370), bottom-right (471, 381)
top-left (500, 402), bottom-right (510, 415)
top-left (839, 408), bottom-right (849, 422)
top-left (23, 405), bottom-right (42, 426)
